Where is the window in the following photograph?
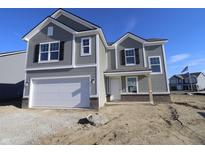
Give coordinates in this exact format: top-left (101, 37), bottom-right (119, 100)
top-left (126, 77), bottom-right (138, 93)
top-left (47, 26), bottom-right (53, 36)
top-left (148, 56), bottom-right (162, 74)
top-left (39, 41), bottom-right (60, 62)
top-left (125, 49), bottom-right (136, 65)
top-left (81, 37), bottom-right (91, 56)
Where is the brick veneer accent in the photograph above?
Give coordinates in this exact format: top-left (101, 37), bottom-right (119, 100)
top-left (90, 97), bottom-right (99, 109)
top-left (107, 94), bottom-right (171, 103)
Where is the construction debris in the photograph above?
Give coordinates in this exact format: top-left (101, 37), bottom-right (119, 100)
top-left (78, 114), bottom-right (96, 126)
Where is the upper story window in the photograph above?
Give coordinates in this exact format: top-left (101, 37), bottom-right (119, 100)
top-left (39, 41), bottom-right (60, 62)
top-left (47, 26), bottom-right (53, 36)
top-left (81, 37), bottom-right (91, 56)
top-left (148, 56), bottom-right (162, 74)
top-left (125, 48), bottom-right (136, 66)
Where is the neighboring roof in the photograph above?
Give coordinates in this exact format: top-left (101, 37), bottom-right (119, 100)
top-left (191, 72), bottom-right (202, 77)
top-left (0, 50), bottom-right (26, 57)
top-left (170, 72), bottom-right (203, 79)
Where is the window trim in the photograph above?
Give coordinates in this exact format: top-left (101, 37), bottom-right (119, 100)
top-left (126, 76), bottom-right (138, 93)
top-left (38, 41), bottom-right (60, 63)
top-left (148, 56), bottom-right (163, 74)
top-left (81, 37), bottom-right (91, 56)
top-left (124, 48), bottom-right (136, 66)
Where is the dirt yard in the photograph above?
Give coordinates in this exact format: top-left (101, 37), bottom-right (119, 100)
top-left (0, 94), bottom-right (205, 145)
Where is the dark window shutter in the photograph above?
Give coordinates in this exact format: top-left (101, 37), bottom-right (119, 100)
top-left (34, 44), bottom-right (39, 63)
top-left (59, 41), bottom-right (64, 61)
top-left (135, 48), bottom-right (140, 64)
top-left (120, 50), bottom-right (125, 65)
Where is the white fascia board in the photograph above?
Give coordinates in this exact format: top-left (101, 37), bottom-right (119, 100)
top-left (26, 65), bottom-right (73, 71)
top-left (104, 70), bottom-right (152, 77)
top-left (23, 17), bottom-right (76, 41)
top-left (51, 9), bottom-right (98, 29)
top-left (26, 64), bottom-right (97, 71)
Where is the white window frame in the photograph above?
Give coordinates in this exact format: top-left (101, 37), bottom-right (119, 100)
top-left (125, 48), bottom-right (136, 66)
top-left (81, 37), bottom-right (91, 56)
top-left (47, 26), bottom-right (53, 36)
top-left (126, 76), bottom-right (138, 93)
top-left (148, 56), bottom-right (163, 74)
top-left (39, 41), bottom-right (60, 63)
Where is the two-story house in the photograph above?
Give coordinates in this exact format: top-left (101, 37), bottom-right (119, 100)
top-left (22, 9), bottom-right (170, 109)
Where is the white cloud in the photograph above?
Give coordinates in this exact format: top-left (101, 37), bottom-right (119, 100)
top-left (186, 58), bottom-right (205, 67)
top-left (169, 53), bottom-right (190, 63)
top-left (124, 18), bottom-right (138, 32)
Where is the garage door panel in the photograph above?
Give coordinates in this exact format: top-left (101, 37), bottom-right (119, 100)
top-left (30, 77), bottom-right (90, 108)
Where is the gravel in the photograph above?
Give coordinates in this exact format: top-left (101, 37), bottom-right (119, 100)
top-left (0, 106), bottom-right (108, 144)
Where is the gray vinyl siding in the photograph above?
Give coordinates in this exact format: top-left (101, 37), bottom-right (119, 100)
top-left (56, 14), bottom-right (95, 32)
top-left (26, 23), bottom-right (73, 69)
top-left (145, 45), bottom-right (168, 92)
top-left (75, 35), bottom-right (96, 65)
top-left (117, 37), bottom-right (145, 70)
top-left (121, 74), bottom-right (167, 93)
top-left (24, 67), bottom-right (97, 97)
top-left (120, 45), bottom-right (168, 93)
top-left (107, 49), bottom-right (115, 70)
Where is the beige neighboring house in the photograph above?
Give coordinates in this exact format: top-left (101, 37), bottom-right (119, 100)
top-left (0, 51), bottom-right (26, 101)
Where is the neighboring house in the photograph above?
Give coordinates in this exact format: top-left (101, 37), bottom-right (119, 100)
top-left (0, 51), bottom-right (26, 102)
top-left (169, 72), bottom-right (205, 91)
top-left (22, 9), bottom-right (170, 109)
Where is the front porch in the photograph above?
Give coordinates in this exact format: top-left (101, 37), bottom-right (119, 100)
top-left (104, 69), bottom-right (154, 104)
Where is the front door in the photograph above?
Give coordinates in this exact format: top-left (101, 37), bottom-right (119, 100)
top-left (110, 77), bottom-right (121, 101)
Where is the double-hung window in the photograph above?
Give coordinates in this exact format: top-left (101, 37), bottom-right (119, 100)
top-left (81, 37), bottom-right (91, 56)
top-left (148, 56), bottom-right (162, 74)
top-left (39, 41), bottom-right (60, 62)
top-left (125, 49), bottom-right (136, 66)
top-left (126, 77), bottom-right (138, 93)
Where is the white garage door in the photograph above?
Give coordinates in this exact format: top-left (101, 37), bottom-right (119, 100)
top-left (29, 77), bottom-right (90, 108)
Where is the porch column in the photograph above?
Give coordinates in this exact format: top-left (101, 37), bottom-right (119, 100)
top-left (147, 74), bottom-right (154, 105)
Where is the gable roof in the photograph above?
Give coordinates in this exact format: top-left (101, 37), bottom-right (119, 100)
top-left (51, 9), bottom-right (100, 30)
top-left (22, 9), bottom-right (168, 48)
top-left (112, 32), bottom-right (168, 46)
top-left (22, 16), bottom-right (76, 41)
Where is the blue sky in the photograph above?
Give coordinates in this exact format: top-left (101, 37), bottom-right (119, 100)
top-left (0, 8), bottom-right (205, 77)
